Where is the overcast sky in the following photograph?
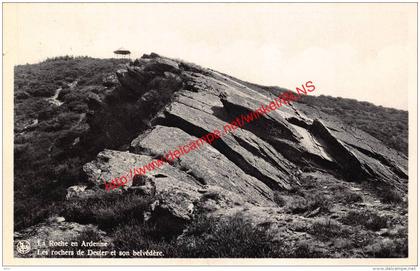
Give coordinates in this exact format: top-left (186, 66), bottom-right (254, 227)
top-left (6, 3), bottom-right (416, 110)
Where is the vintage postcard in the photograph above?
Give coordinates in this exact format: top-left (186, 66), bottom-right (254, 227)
top-left (2, 2), bottom-right (418, 267)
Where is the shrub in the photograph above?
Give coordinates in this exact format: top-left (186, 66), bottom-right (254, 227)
top-left (292, 241), bottom-right (328, 258)
top-left (175, 213), bottom-right (284, 258)
top-left (335, 190), bottom-right (363, 204)
top-left (365, 238), bottom-right (408, 258)
top-left (380, 187), bottom-right (403, 204)
top-left (62, 193), bottom-right (154, 231)
top-left (344, 192), bottom-right (363, 203)
top-left (340, 211), bottom-right (388, 231)
top-left (273, 191), bottom-right (286, 207)
top-left (309, 219), bottom-right (350, 241)
top-left (286, 192), bottom-right (331, 214)
top-left (14, 199), bottom-right (63, 230)
top-left (111, 222), bottom-right (176, 257)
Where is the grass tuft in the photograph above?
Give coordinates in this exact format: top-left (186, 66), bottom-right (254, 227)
top-left (340, 211), bottom-right (388, 231)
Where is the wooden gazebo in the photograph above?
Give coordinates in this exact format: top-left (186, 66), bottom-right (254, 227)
top-left (113, 48), bottom-right (131, 59)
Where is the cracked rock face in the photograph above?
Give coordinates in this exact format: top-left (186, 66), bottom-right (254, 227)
top-left (78, 54), bottom-right (408, 233)
top-left (18, 53), bottom-right (407, 257)
top-left (85, 54), bottom-right (406, 221)
top-left (131, 125), bottom-right (276, 205)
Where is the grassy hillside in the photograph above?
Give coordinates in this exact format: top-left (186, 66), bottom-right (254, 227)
top-left (14, 56), bottom-right (129, 230)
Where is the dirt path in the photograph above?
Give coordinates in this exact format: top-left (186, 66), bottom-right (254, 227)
top-left (46, 87), bottom-right (63, 106)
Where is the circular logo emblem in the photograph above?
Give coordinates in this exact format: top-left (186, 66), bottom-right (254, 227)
top-left (16, 240), bottom-right (31, 255)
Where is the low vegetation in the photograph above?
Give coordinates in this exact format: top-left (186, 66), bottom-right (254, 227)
top-left (175, 214), bottom-right (284, 258)
top-left (340, 210), bottom-right (388, 231)
top-left (379, 186), bottom-right (403, 204)
top-left (62, 192), bottom-right (154, 231)
top-left (309, 219), bottom-right (350, 241)
top-left (365, 237), bottom-right (408, 258)
top-left (273, 191), bottom-right (286, 207)
top-left (285, 192), bottom-right (332, 215)
top-left (63, 200), bottom-right (287, 258)
top-left (14, 57), bottom-right (128, 230)
top-left (334, 190), bottom-right (363, 204)
top-left (58, 192), bottom-right (407, 258)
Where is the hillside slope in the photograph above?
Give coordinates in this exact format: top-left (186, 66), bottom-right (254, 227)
top-left (14, 54), bottom-right (408, 258)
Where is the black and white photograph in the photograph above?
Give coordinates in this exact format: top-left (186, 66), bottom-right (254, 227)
top-left (3, 1), bottom-right (418, 267)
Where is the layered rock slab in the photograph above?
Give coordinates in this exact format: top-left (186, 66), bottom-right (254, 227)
top-left (159, 94), bottom-right (295, 191)
top-left (220, 92), bottom-right (338, 170)
top-left (220, 89), bottom-right (408, 190)
top-left (294, 102), bottom-right (408, 191)
top-left (130, 125), bottom-right (276, 206)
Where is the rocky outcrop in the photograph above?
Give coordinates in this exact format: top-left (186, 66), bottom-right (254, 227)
top-left (15, 53), bottom-right (408, 257)
top-left (81, 53), bottom-right (408, 228)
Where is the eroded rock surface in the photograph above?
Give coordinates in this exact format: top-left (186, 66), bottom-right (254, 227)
top-left (83, 54), bottom-right (408, 244)
top-left (131, 125), bottom-right (276, 205)
top-left (16, 53), bottom-right (408, 258)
